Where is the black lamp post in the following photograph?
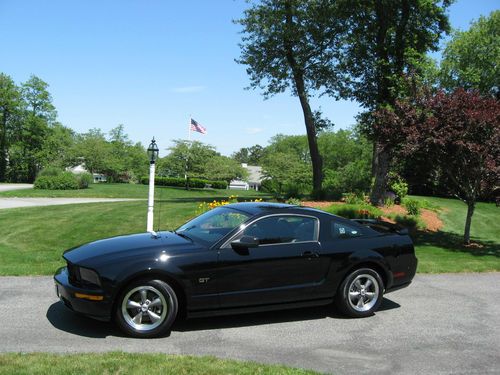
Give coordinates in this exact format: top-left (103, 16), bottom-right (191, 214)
top-left (146, 138), bottom-right (159, 233)
top-left (147, 138), bottom-right (159, 164)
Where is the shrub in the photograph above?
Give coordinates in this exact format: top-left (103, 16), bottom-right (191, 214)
top-left (285, 197), bottom-right (302, 206)
top-left (34, 176), bottom-right (54, 190)
top-left (403, 198), bottom-right (421, 216)
top-left (325, 203), bottom-right (382, 219)
top-left (342, 192), bottom-right (366, 205)
top-left (34, 172), bottom-right (79, 190)
top-left (209, 180), bottom-right (228, 189)
top-left (142, 176), bottom-right (227, 189)
top-left (388, 172), bottom-right (409, 200)
top-left (77, 173), bottom-right (93, 189)
top-left (37, 166), bottom-right (63, 177)
top-left (384, 197), bottom-right (395, 207)
top-left (323, 160), bottom-right (372, 200)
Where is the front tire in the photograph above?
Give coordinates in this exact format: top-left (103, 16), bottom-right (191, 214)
top-left (115, 279), bottom-right (178, 338)
top-left (335, 268), bottom-right (384, 318)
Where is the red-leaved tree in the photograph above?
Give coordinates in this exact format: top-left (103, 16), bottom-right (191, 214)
top-left (374, 89), bottom-right (499, 244)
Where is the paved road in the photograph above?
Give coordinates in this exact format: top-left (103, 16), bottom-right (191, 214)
top-left (1, 274), bottom-right (499, 374)
top-left (0, 183), bottom-right (33, 192)
top-left (0, 197), bottom-right (142, 209)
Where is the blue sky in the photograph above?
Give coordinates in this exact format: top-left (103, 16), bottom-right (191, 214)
top-left (0, 0), bottom-right (498, 156)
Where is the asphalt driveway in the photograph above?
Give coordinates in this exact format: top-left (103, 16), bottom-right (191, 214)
top-left (1, 273), bottom-right (498, 374)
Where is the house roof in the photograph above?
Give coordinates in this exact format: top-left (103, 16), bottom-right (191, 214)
top-left (244, 165), bottom-right (263, 184)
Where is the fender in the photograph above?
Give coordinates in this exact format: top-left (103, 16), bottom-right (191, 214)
top-left (346, 249), bottom-right (393, 289)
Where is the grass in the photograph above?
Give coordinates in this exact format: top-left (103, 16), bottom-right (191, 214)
top-left (0, 186), bottom-right (267, 275)
top-left (409, 196), bottom-right (499, 273)
top-left (0, 184), bottom-right (498, 275)
top-left (0, 352), bottom-right (319, 375)
top-left (0, 183), bottom-right (269, 199)
top-left (321, 196), bottom-right (499, 273)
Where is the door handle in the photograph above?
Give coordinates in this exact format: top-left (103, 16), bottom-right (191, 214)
top-left (302, 251), bottom-right (319, 258)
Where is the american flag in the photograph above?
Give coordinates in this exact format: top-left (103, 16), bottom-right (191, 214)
top-left (190, 118), bottom-right (207, 134)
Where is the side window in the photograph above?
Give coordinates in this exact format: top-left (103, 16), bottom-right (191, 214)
top-left (331, 221), bottom-right (363, 239)
top-left (241, 215), bottom-right (318, 245)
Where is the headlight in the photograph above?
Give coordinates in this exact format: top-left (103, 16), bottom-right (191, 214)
top-left (79, 267), bottom-right (102, 287)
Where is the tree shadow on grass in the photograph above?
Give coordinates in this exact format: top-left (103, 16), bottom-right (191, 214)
top-left (413, 230), bottom-right (499, 257)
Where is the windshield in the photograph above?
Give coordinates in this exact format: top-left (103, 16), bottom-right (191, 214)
top-left (175, 207), bottom-right (251, 245)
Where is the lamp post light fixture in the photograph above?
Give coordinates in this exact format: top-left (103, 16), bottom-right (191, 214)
top-left (146, 138), bottom-right (159, 233)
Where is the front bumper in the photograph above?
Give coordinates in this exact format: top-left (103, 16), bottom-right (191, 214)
top-left (54, 266), bottom-right (112, 321)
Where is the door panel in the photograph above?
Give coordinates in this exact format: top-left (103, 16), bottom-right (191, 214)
top-left (217, 214), bottom-right (330, 307)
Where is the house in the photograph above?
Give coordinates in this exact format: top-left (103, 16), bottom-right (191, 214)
top-left (229, 180), bottom-right (249, 190)
top-left (67, 163), bottom-right (106, 183)
top-left (229, 163), bottom-right (263, 191)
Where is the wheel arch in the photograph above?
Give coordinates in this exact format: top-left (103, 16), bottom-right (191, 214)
top-left (341, 260), bottom-right (390, 292)
top-left (112, 271), bottom-right (187, 319)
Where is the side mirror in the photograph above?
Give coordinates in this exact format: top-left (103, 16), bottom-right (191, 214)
top-left (231, 235), bottom-right (259, 251)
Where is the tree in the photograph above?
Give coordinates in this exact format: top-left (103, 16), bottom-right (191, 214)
top-left (319, 129), bottom-right (372, 198)
top-left (37, 122), bottom-right (77, 169)
top-left (18, 75), bottom-right (57, 181)
top-left (203, 155), bottom-right (248, 183)
top-left (159, 140), bottom-right (218, 187)
top-left (231, 144), bottom-right (265, 165)
top-left (0, 73), bottom-right (21, 181)
top-left (266, 134), bottom-right (310, 163)
top-left (261, 151), bottom-right (312, 198)
top-left (374, 89), bottom-right (499, 244)
top-left (440, 10), bottom-right (499, 95)
top-left (237, 0), bottom-right (342, 198)
top-left (75, 128), bottom-right (111, 174)
top-left (331, 0), bottom-right (451, 205)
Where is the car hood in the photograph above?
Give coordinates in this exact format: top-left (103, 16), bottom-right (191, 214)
top-left (63, 231), bottom-right (194, 266)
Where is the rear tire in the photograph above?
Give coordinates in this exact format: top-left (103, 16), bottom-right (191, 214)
top-left (335, 268), bottom-right (384, 318)
top-left (115, 279), bottom-right (178, 338)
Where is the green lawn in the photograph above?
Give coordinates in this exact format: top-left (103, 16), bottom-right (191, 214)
top-left (0, 185), bottom-right (497, 275)
top-left (410, 196), bottom-right (499, 273)
top-left (0, 352), bottom-right (318, 375)
top-left (0, 186), bottom-right (267, 275)
top-left (0, 183), bottom-right (268, 199)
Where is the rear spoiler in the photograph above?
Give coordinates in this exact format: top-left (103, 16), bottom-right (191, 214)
top-left (352, 218), bottom-right (409, 235)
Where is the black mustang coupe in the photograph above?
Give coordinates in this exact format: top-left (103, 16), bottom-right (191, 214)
top-left (54, 202), bottom-right (417, 338)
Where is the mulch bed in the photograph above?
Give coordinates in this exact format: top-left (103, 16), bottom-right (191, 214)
top-left (301, 201), bottom-right (443, 232)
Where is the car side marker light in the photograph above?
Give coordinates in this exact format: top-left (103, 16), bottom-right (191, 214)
top-left (74, 293), bottom-right (104, 301)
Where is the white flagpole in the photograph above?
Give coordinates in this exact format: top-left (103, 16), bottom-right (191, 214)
top-left (185, 115), bottom-right (191, 185)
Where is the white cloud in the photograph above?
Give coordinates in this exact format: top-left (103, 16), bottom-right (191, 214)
top-left (245, 127), bottom-right (264, 135)
top-left (171, 85), bottom-right (206, 93)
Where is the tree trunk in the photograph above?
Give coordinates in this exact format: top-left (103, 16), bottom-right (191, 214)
top-left (463, 200), bottom-right (475, 244)
top-left (284, 1), bottom-right (323, 199)
top-left (368, 1), bottom-right (394, 206)
top-left (370, 142), bottom-right (389, 206)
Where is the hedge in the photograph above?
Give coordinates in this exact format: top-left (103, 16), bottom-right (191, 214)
top-left (141, 176), bottom-right (227, 189)
top-left (34, 172), bottom-right (80, 190)
top-left (34, 170), bottom-right (93, 190)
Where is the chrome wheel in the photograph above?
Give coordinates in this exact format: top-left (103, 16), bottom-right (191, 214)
top-left (347, 274), bottom-right (380, 312)
top-left (121, 285), bottom-right (168, 331)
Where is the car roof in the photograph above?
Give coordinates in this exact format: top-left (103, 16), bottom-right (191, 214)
top-left (224, 202), bottom-right (325, 216)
